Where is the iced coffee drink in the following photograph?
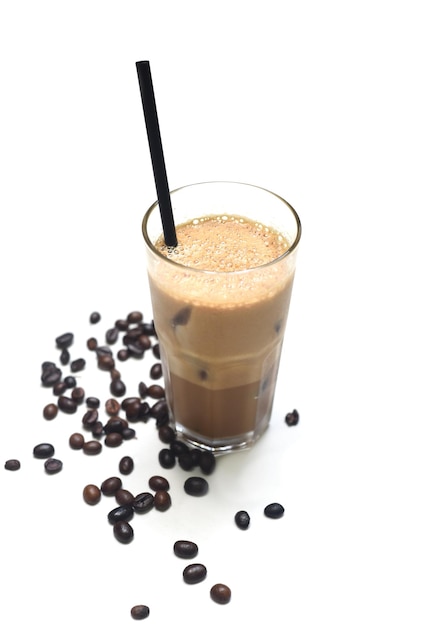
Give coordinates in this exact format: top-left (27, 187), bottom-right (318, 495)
top-left (143, 182), bottom-right (301, 453)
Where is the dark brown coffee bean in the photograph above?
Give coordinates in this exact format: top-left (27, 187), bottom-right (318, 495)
top-left (184, 477), bottom-right (209, 497)
top-left (150, 400), bottom-right (168, 421)
top-left (106, 327), bottom-right (119, 345)
top-left (158, 425), bottom-right (176, 444)
top-left (5, 459), bottom-right (21, 471)
top-left (115, 489), bottom-right (135, 506)
top-left (89, 311), bottom-right (101, 324)
top-left (69, 432), bottom-right (85, 449)
top-left (105, 432), bottom-right (123, 448)
top-left (127, 342), bottom-right (145, 359)
top-left (285, 409), bottom-right (300, 426)
top-left (147, 384), bottom-right (165, 399)
top-left (86, 396), bottom-right (100, 409)
top-left (121, 397), bottom-right (141, 419)
top-left (210, 583), bottom-right (231, 604)
top-left (70, 358), bottom-right (86, 373)
top-left (82, 409), bottom-right (99, 429)
top-left (115, 318), bottom-right (129, 331)
top-left (141, 321), bottom-right (156, 336)
top-left (110, 378), bottom-right (126, 397)
top-left (154, 490), bottom-right (171, 511)
top-left (104, 417), bottom-right (128, 433)
top-left (138, 381), bottom-right (148, 398)
top-left (52, 381), bottom-right (67, 396)
top-left (71, 386), bottom-right (85, 404)
top-left (170, 440), bottom-right (190, 457)
top-left (132, 492), bottom-right (154, 514)
top-left (119, 456), bottom-right (134, 475)
top-left (113, 520), bottom-right (134, 544)
top-left (55, 332), bottom-right (74, 349)
top-left (83, 484), bottom-right (101, 505)
top-left (107, 504), bottom-right (134, 525)
top-left (117, 348), bottom-right (130, 361)
top-left (101, 476), bottom-right (123, 496)
top-left (92, 421), bottom-right (104, 437)
top-left (110, 368), bottom-right (121, 380)
top-left (149, 363), bottom-right (162, 380)
top-left (105, 398), bottom-right (120, 416)
top-left (199, 451), bottom-right (216, 475)
top-left (83, 440), bottom-right (102, 455)
top-left (178, 452), bottom-right (195, 471)
top-left (122, 427), bottom-right (136, 440)
top-left (57, 395), bottom-right (77, 414)
top-left (44, 458), bottom-right (63, 474)
top-left (33, 443), bottom-right (55, 459)
top-left (127, 311), bottom-right (143, 324)
top-left (152, 343), bottom-right (160, 359)
top-left (264, 502), bottom-right (285, 519)
top-left (43, 403), bottom-right (58, 420)
top-left (158, 448), bottom-right (176, 469)
top-left (41, 366), bottom-right (62, 387)
top-left (234, 510), bottom-right (250, 530)
top-left (183, 563), bottom-right (207, 584)
top-left (130, 605), bottom-right (149, 620)
top-left (60, 348), bottom-right (70, 365)
top-left (87, 337), bottom-right (98, 350)
top-left (148, 475), bottom-right (170, 491)
top-left (138, 334), bottom-right (151, 350)
top-left (98, 353), bottom-right (115, 371)
top-left (64, 375), bottom-right (77, 389)
top-left (173, 540), bottom-right (198, 559)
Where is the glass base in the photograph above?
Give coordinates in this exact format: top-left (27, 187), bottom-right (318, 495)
top-left (173, 419), bottom-right (270, 456)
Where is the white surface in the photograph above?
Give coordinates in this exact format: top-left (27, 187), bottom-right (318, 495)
top-left (1, 1), bottom-right (439, 624)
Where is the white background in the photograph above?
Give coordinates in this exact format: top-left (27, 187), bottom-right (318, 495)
top-left (1, 1), bottom-right (439, 624)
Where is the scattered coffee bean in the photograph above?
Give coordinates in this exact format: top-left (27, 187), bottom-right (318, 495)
top-left (110, 378), bottom-right (126, 397)
top-left (105, 432), bottom-right (123, 448)
top-left (285, 409), bottom-right (300, 426)
top-left (5, 459), bottom-right (21, 471)
top-left (83, 484), bottom-right (101, 505)
top-left (184, 476), bottom-right (209, 497)
top-left (173, 540), bottom-right (198, 559)
top-left (158, 448), bottom-right (176, 469)
top-left (33, 443), bottom-right (55, 459)
top-left (44, 458), bottom-right (63, 474)
top-left (64, 375), bottom-right (77, 389)
top-left (210, 583), bottom-right (231, 604)
top-left (149, 363), bottom-right (162, 380)
top-left (43, 403), bottom-right (58, 420)
top-left (101, 476), bottom-right (122, 496)
top-left (234, 510), bottom-right (251, 530)
top-left (264, 502), bottom-right (285, 519)
top-left (89, 311), bottom-right (101, 324)
top-left (113, 520), bottom-right (134, 544)
top-left (147, 384), bottom-right (165, 399)
top-left (82, 409), bottom-right (99, 429)
top-left (69, 432), bottom-right (85, 450)
top-left (60, 348), bottom-right (70, 365)
top-left (127, 311), bottom-right (143, 324)
top-left (152, 343), bottom-right (160, 359)
top-left (58, 395), bottom-right (78, 414)
top-left (83, 440), bottom-right (102, 455)
top-left (119, 456), bottom-right (134, 475)
top-left (86, 396), bottom-right (100, 409)
top-left (115, 489), bottom-right (135, 506)
top-left (199, 451), bottom-right (216, 475)
top-left (71, 386), bottom-right (85, 404)
top-left (70, 358), bottom-right (86, 373)
top-left (41, 365), bottom-right (62, 387)
top-left (132, 492), bottom-right (154, 514)
top-left (55, 332), bottom-right (74, 349)
top-left (106, 327), bottom-right (119, 345)
top-left (183, 563), bottom-right (207, 584)
top-left (178, 452), bottom-right (194, 471)
top-left (107, 504), bottom-right (134, 525)
top-left (149, 475), bottom-right (170, 491)
top-left (158, 425), bottom-right (176, 444)
top-left (130, 605), bottom-right (150, 620)
top-left (98, 353), bottom-right (115, 371)
top-left (87, 337), bottom-right (98, 350)
top-left (154, 490), bottom-right (171, 511)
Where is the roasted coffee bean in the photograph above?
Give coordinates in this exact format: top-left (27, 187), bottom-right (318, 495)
top-left (98, 353), bottom-right (115, 371)
top-left (130, 605), bottom-right (150, 620)
top-left (92, 421), bottom-right (104, 437)
top-left (57, 395), bottom-right (77, 414)
top-left (127, 311), bottom-right (143, 324)
top-left (127, 342), bottom-right (145, 359)
top-left (110, 368), bottom-right (121, 380)
top-left (60, 348), bottom-right (70, 365)
top-left (105, 432), bottom-right (123, 448)
top-left (55, 332), bottom-right (74, 349)
top-left (87, 337), bottom-right (98, 350)
top-left (70, 358), bottom-right (86, 373)
top-left (105, 398), bottom-right (120, 416)
top-left (33, 443), bottom-right (55, 459)
top-left (158, 425), bottom-right (176, 444)
top-left (154, 490), bottom-right (171, 511)
top-left (101, 476), bottom-right (123, 496)
top-left (121, 397), bottom-right (141, 419)
top-left (82, 409), bottom-right (99, 429)
top-left (72, 385), bottom-right (86, 404)
top-left (41, 366), bottom-right (62, 387)
top-left (43, 403), bottom-right (58, 420)
top-left (86, 396), bottom-right (100, 409)
top-left (5, 459), bottom-right (21, 471)
top-left (63, 375), bottom-right (77, 389)
top-left (199, 451), bottom-right (216, 475)
top-left (285, 409), bottom-right (300, 426)
top-left (178, 452), bottom-right (195, 471)
top-left (83, 440), bottom-right (102, 455)
top-left (113, 520), bottom-right (134, 544)
top-left (52, 381), bottom-right (67, 396)
top-left (44, 458), bottom-right (63, 474)
top-left (122, 427), bottom-right (136, 440)
top-left (184, 476), bottom-right (209, 497)
top-left (183, 563), bottom-right (207, 584)
top-left (107, 504), bottom-right (134, 525)
top-left (149, 363), bottom-right (162, 380)
top-left (138, 334), bottom-right (151, 350)
top-left (136, 402), bottom-right (150, 422)
top-left (69, 432), bottom-right (85, 450)
top-left (158, 448), bottom-right (176, 469)
top-left (170, 440), bottom-right (190, 457)
top-left (41, 360), bottom-right (57, 371)
top-left (117, 348), bottom-right (130, 362)
top-left (110, 378), bottom-right (126, 397)
top-left (210, 583), bottom-right (231, 604)
top-left (147, 384), bottom-right (165, 399)
top-left (89, 311), bottom-right (101, 324)
top-left (124, 327), bottom-right (143, 341)
top-left (83, 484), bottom-right (101, 505)
top-left (148, 475), bottom-right (170, 491)
top-left (138, 381), bottom-right (148, 398)
top-left (234, 510), bottom-right (251, 530)
top-left (141, 321), bottom-right (156, 336)
top-left (105, 327), bottom-right (119, 345)
top-left (152, 343), bottom-right (160, 359)
top-left (119, 456), bottom-right (134, 475)
top-left (190, 448), bottom-right (202, 466)
top-left (173, 540), bottom-right (198, 559)
top-left (132, 492), bottom-right (154, 514)
top-left (104, 417), bottom-right (127, 433)
top-left (115, 318), bottom-right (129, 331)
top-left (115, 488), bottom-right (135, 506)
top-left (264, 502), bottom-right (285, 519)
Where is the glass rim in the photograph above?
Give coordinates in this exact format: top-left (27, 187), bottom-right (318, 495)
top-left (142, 180), bottom-right (302, 275)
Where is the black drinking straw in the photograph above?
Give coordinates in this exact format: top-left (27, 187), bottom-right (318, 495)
top-left (136, 60), bottom-right (178, 247)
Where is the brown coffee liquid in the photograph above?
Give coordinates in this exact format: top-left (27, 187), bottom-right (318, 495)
top-left (149, 215), bottom-right (295, 447)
